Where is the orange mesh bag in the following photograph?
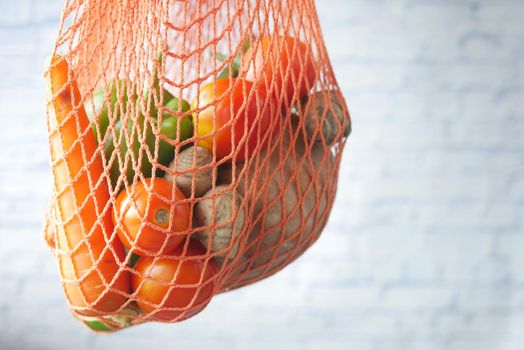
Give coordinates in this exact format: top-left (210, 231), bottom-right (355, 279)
top-left (43, 0), bottom-right (351, 332)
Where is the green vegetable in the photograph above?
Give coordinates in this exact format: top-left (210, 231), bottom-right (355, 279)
top-left (85, 80), bottom-right (132, 142)
top-left (87, 54), bottom-right (194, 189)
top-left (84, 320), bottom-right (112, 332)
top-left (83, 308), bottom-right (138, 332)
top-left (128, 253), bottom-right (140, 268)
top-left (212, 38), bottom-right (250, 79)
top-left (157, 98), bottom-right (193, 168)
top-left (104, 114), bottom-right (154, 188)
top-left (142, 53), bottom-right (174, 118)
top-left (217, 65), bottom-right (237, 79)
top-left (143, 84), bottom-right (174, 118)
top-left (104, 98), bottom-right (193, 188)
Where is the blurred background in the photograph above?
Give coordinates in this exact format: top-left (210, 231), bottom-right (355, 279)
top-left (1, 0), bottom-right (523, 349)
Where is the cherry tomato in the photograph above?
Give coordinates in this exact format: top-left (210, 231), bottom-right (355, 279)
top-left (241, 35), bottom-right (317, 110)
top-left (132, 241), bottom-right (218, 321)
top-left (192, 78), bottom-right (276, 162)
top-left (113, 178), bottom-right (190, 256)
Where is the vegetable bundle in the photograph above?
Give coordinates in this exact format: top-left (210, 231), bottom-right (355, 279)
top-left (43, 0), bottom-right (350, 332)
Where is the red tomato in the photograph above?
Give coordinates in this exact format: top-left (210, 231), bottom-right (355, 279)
top-left (192, 78), bottom-right (276, 162)
top-left (241, 35), bottom-right (318, 110)
top-left (132, 241), bottom-right (218, 321)
top-left (113, 178), bottom-right (190, 256)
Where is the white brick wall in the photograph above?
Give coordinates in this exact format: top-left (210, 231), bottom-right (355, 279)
top-left (1, 1), bottom-right (523, 349)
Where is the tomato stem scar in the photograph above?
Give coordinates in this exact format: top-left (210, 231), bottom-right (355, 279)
top-left (155, 208), bottom-right (169, 225)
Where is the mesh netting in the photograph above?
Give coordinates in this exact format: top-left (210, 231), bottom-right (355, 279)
top-left (43, 0), bottom-right (351, 332)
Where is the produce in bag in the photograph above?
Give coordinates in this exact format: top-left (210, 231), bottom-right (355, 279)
top-left (43, 0), bottom-right (351, 332)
